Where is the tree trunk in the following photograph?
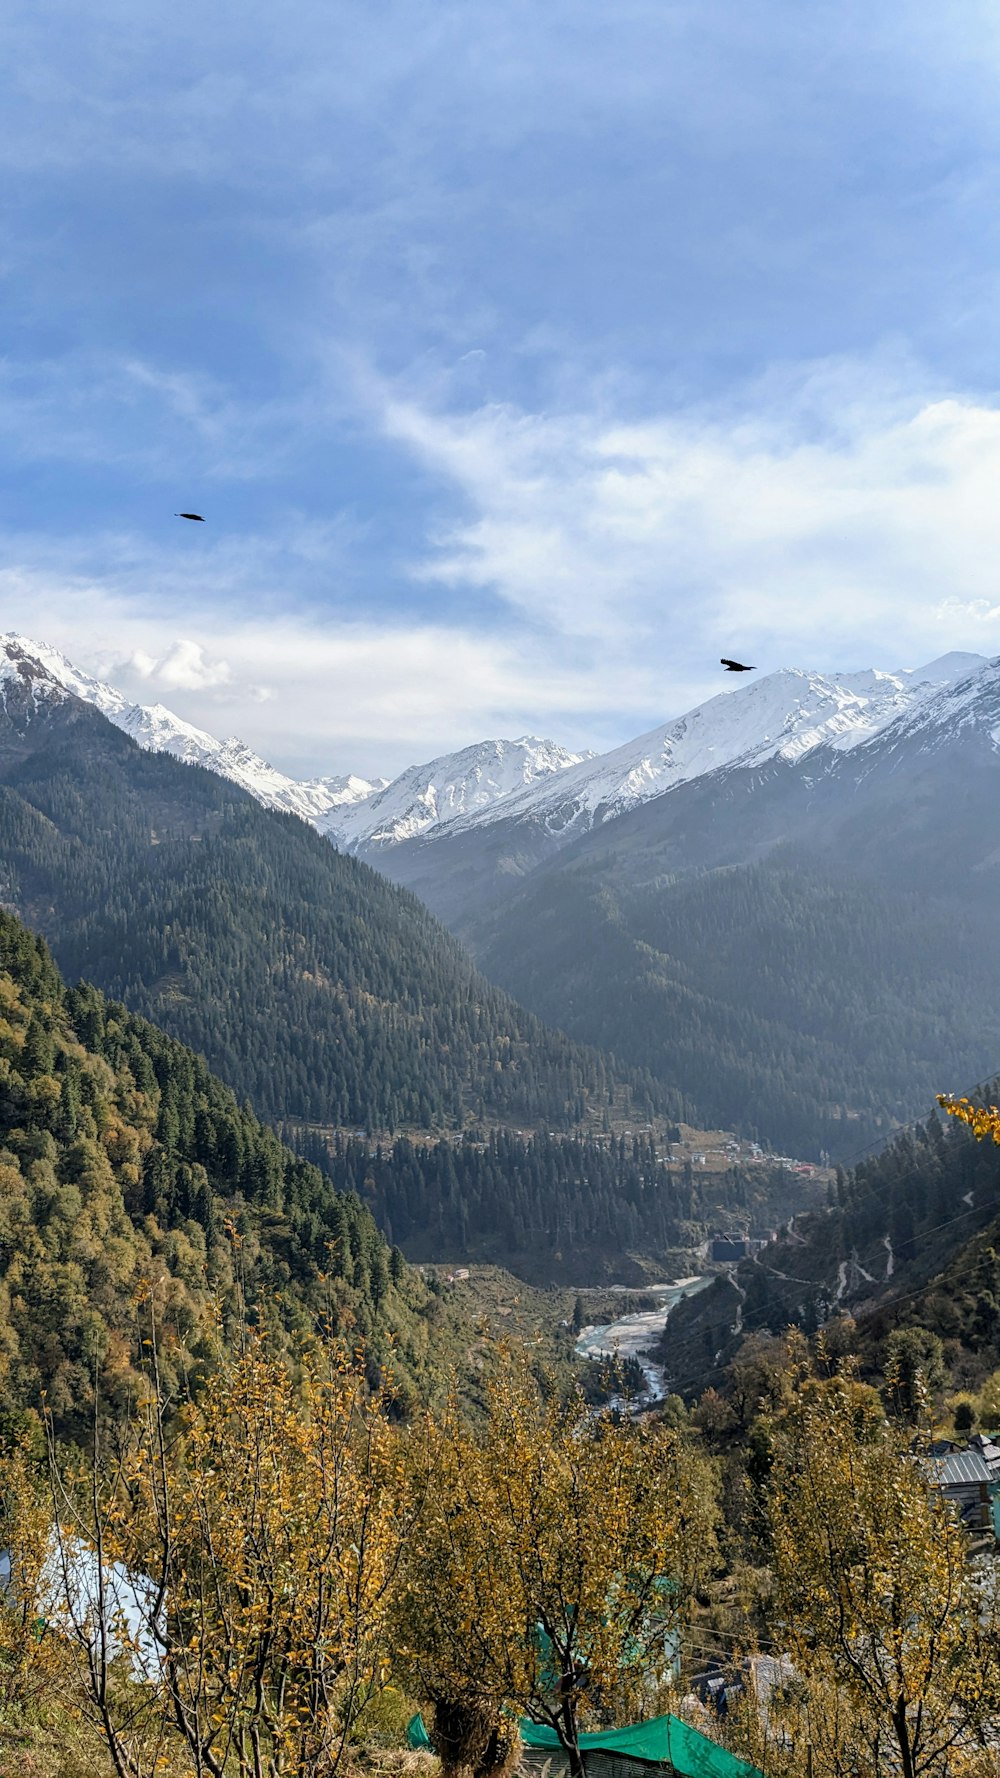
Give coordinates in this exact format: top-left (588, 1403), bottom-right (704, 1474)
top-left (558, 1701), bottom-right (586, 1778)
top-left (562, 1737), bottom-right (586, 1778)
top-left (892, 1696), bottom-right (916, 1778)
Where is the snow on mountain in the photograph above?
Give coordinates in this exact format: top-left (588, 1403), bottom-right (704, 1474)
top-left (433, 654), bottom-right (991, 845)
top-left (326, 736), bottom-right (594, 851)
top-left (4, 631), bottom-right (992, 860)
top-left (0, 637), bottom-right (70, 716)
top-left (865, 653), bottom-right (1000, 753)
top-left (299, 773), bottom-right (386, 813)
top-left (0, 634), bottom-right (384, 822)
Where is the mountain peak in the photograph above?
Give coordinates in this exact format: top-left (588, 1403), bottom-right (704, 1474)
top-left (326, 733), bottom-right (593, 851)
top-left (0, 633), bottom-right (383, 825)
top-left (902, 650), bottom-right (989, 686)
top-left (0, 636), bottom-right (70, 720)
top-left (416, 652), bottom-right (991, 849)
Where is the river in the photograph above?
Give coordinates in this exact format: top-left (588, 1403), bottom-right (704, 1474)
top-left (574, 1275), bottom-right (714, 1404)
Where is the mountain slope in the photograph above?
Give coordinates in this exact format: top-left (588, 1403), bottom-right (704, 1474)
top-left (657, 1097), bottom-right (1000, 1401)
top-left (397, 657), bottom-right (1000, 1157)
top-left (0, 644), bottom-right (644, 1137)
top-left (376, 654), bottom-right (987, 920)
top-left (6, 634), bottom-right (586, 850)
top-left (0, 909), bottom-right (448, 1435)
top-left (1, 632), bottom-right (385, 823)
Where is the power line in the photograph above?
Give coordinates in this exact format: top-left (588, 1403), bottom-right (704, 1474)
top-left (646, 1088), bottom-right (1000, 1395)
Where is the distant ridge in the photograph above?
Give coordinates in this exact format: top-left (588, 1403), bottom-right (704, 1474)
top-left (0, 632), bottom-right (386, 824)
top-left (3, 633), bottom-right (988, 865)
top-left (1, 634), bottom-right (585, 849)
top-left (382, 652), bottom-right (988, 864)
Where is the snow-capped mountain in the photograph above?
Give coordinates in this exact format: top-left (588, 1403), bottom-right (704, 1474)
top-left (0, 637), bottom-right (71, 719)
top-left (390, 648), bottom-right (1000, 1164)
top-left (866, 652), bottom-right (1000, 756)
top-left (0, 634), bottom-right (385, 822)
top-left (416, 653), bottom-right (987, 847)
top-left (325, 736), bottom-right (594, 852)
top-left (4, 631), bottom-right (992, 865)
top-left (0, 634), bottom-right (584, 844)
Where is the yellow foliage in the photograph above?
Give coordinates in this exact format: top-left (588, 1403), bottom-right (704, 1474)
top-left (0, 1437), bottom-right (63, 1712)
top-left (766, 1380), bottom-right (1000, 1777)
top-left (64, 1325), bottom-right (419, 1778)
top-left (937, 1093), bottom-right (1000, 1143)
top-left (395, 1351), bottom-right (719, 1778)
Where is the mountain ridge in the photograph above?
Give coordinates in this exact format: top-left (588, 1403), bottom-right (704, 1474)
top-left (6, 632), bottom-right (988, 866)
top-left (0, 659), bottom-right (648, 1139)
top-left (2, 634), bottom-right (588, 850)
top-left (0, 632), bottom-right (387, 824)
top-left (392, 655), bottom-right (1000, 1158)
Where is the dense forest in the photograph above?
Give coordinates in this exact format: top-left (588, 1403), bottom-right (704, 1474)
top-left (0, 690), bottom-right (661, 1134)
top-left (468, 849), bottom-right (1000, 1158)
top-left (0, 908), bottom-right (452, 1435)
top-left (289, 1123), bottom-right (797, 1279)
top-left (657, 1099), bottom-right (1000, 1397)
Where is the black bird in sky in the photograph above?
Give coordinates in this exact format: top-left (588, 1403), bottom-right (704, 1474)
top-left (175, 512), bottom-right (205, 522)
top-left (721, 658), bottom-right (754, 672)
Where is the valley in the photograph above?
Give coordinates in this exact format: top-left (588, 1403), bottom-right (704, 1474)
top-left (11, 14), bottom-right (1000, 1773)
top-left (4, 633), bottom-right (1000, 1778)
top-left (16, 632), bottom-right (1000, 1161)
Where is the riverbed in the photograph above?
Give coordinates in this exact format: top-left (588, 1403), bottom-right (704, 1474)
top-left (575, 1275), bottom-right (713, 1403)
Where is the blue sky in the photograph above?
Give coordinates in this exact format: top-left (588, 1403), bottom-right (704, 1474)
top-left (5, 0), bottom-right (1000, 775)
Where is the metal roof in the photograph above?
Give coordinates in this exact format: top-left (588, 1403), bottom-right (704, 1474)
top-left (933, 1451), bottom-right (992, 1487)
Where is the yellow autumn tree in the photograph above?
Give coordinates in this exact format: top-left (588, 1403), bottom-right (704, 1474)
top-left (937, 1094), bottom-right (1000, 1144)
top-left (47, 1322), bottom-right (418, 1778)
top-left (396, 1350), bottom-right (719, 1778)
top-left (765, 1377), bottom-right (1000, 1778)
top-left (0, 1432), bottom-right (64, 1713)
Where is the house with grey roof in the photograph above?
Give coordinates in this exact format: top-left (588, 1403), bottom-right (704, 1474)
top-left (926, 1449), bottom-right (994, 1535)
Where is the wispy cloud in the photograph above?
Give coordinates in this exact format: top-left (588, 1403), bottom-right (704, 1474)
top-left (380, 356), bottom-right (1000, 682)
top-left (0, 549), bottom-right (653, 776)
top-left (6, 2), bottom-right (1000, 775)
top-left (6, 349), bottom-right (1000, 779)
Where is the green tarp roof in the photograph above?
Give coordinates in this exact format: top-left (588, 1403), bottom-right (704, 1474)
top-left (406, 1712), bottom-right (763, 1778)
top-left (520, 1714), bottom-right (763, 1778)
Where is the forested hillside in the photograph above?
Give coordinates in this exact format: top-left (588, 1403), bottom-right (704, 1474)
top-left (0, 680), bottom-right (656, 1134)
top-left (0, 910), bottom-right (446, 1435)
top-left (374, 667), bottom-right (1000, 1159)
top-left (658, 1099), bottom-right (1000, 1397)
top-left (468, 850), bottom-right (1000, 1157)
top-left (0, 675), bottom-right (792, 1280)
top-left (290, 1123), bottom-right (806, 1282)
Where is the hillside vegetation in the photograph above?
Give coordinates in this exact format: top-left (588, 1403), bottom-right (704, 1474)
top-left (468, 846), bottom-right (1000, 1160)
top-left (0, 688), bottom-right (804, 1279)
top-left (657, 1100), bottom-right (1000, 1398)
top-left (0, 910), bottom-right (449, 1434)
top-left (295, 1123), bottom-right (810, 1282)
top-left (0, 691), bottom-right (657, 1135)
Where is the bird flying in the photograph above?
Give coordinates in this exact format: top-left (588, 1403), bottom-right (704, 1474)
top-left (721, 658), bottom-right (754, 672)
top-left (175, 512), bottom-right (205, 521)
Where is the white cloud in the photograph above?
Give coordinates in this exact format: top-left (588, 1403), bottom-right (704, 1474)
top-left (7, 351), bottom-right (1000, 780)
top-left (123, 639), bottom-right (235, 692)
top-left (0, 554), bottom-right (641, 776)
top-left (379, 360), bottom-right (1000, 678)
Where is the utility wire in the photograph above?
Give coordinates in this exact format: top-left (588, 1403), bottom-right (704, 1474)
top-left (641, 1089), bottom-right (1000, 1394)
